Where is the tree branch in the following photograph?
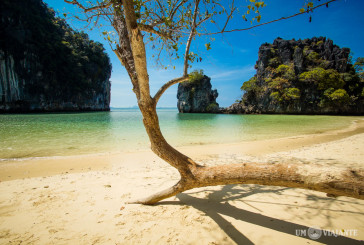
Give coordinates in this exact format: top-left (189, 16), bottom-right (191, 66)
top-left (156, 0), bottom-right (167, 16)
top-left (64, 0), bottom-right (112, 13)
top-left (74, 12), bottom-right (113, 23)
top-left (183, 0), bottom-right (200, 76)
top-left (128, 180), bottom-right (187, 204)
top-left (129, 161), bottom-right (364, 205)
top-left (220, 0), bottom-right (236, 33)
top-left (196, 14), bottom-right (212, 26)
top-left (153, 76), bottom-right (189, 104)
top-left (138, 23), bottom-right (173, 40)
top-left (203, 0), bottom-right (338, 35)
top-left (169, 0), bottom-right (188, 20)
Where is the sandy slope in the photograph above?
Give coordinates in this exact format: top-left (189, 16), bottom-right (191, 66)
top-left (0, 121), bottom-right (364, 244)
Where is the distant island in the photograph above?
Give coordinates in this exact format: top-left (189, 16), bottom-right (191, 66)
top-left (224, 37), bottom-right (364, 115)
top-left (177, 70), bottom-right (219, 113)
top-left (0, 0), bottom-right (111, 112)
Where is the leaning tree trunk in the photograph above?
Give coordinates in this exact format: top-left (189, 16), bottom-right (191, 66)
top-left (116, 0), bottom-right (364, 205)
top-left (132, 104), bottom-right (364, 205)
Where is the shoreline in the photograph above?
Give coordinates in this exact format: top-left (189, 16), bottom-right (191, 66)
top-left (1, 119), bottom-right (364, 181)
top-left (1, 113), bottom-right (361, 162)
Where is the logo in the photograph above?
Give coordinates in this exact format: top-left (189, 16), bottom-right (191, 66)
top-left (307, 227), bottom-right (322, 240)
top-left (296, 227), bottom-right (358, 240)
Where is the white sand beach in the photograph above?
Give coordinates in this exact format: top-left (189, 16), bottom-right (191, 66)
top-left (0, 121), bottom-right (364, 244)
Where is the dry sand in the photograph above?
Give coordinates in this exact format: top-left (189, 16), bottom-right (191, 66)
top-left (0, 120), bottom-right (364, 244)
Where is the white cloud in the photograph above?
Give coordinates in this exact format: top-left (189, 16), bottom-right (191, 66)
top-left (238, 49), bottom-right (249, 54)
top-left (209, 65), bottom-right (255, 82)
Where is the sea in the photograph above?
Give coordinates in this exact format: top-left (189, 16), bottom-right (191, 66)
top-left (0, 108), bottom-right (361, 160)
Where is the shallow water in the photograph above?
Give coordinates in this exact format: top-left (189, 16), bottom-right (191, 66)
top-left (0, 108), bottom-right (360, 160)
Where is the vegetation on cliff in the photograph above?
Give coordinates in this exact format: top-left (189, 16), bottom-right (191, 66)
top-left (177, 70), bottom-right (219, 113)
top-left (240, 37), bottom-right (364, 114)
top-left (0, 0), bottom-right (111, 111)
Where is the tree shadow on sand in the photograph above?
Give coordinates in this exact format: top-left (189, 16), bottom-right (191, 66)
top-left (158, 185), bottom-right (363, 245)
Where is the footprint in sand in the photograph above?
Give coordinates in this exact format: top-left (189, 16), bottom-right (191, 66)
top-left (48, 229), bottom-right (58, 234)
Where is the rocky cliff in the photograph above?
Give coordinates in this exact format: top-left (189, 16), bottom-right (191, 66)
top-left (0, 0), bottom-right (111, 112)
top-left (235, 37), bottom-right (364, 115)
top-left (177, 74), bottom-right (219, 113)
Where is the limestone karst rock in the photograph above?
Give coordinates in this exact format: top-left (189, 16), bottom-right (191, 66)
top-left (0, 0), bottom-right (111, 112)
top-left (177, 75), bottom-right (219, 113)
top-left (236, 37), bottom-right (364, 115)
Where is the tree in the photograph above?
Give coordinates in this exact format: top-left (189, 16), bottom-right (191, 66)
top-left (64, 0), bottom-right (363, 204)
top-left (354, 57), bottom-right (364, 81)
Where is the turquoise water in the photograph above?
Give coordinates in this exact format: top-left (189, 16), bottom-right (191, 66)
top-left (0, 108), bottom-right (360, 160)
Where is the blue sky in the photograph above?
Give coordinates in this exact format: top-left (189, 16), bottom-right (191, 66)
top-left (44, 0), bottom-right (364, 108)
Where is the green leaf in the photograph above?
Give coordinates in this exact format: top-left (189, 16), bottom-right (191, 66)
top-left (205, 43), bottom-right (211, 50)
top-left (300, 8), bottom-right (305, 13)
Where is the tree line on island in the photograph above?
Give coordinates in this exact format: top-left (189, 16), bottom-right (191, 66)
top-left (0, 0), bottom-right (111, 112)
